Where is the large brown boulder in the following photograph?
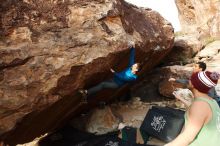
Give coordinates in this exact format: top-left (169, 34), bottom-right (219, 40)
top-left (0, 0), bottom-right (174, 144)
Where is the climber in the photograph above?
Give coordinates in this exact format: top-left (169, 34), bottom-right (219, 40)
top-left (79, 41), bottom-right (141, 102)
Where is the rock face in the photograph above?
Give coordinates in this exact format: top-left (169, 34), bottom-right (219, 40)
top-left (162, 35), bottom-right (203, 65)
top-left (195, 40), bottom-right (220, 63)
top-left (0, 0), bottom-right (174, 144)
top-left (86, 106), bottom-right (119, 135)
top-left (175, 0), bottom-right (220, 41)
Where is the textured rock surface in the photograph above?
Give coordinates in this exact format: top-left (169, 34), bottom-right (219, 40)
top-left (195, 40), bottom-right (220, 62)
top-left (162, 35), bottom-right (203, 65)
top-left (175, 0), bottom-right (220, 40)
top-left (86, 106), bottom-right (119, 135)
top-left (0, 0), bottom-right (174, 144)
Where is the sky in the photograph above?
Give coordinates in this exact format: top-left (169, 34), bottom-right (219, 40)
top-left (125, 0), bottom-right (181, 31)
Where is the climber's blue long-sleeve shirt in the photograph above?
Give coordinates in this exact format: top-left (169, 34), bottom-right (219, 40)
top-left (113, 47), bottom-right (137, 86)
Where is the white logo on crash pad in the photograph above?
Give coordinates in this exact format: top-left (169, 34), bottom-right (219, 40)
top-left (151, 116), bottom-right (166, 132)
